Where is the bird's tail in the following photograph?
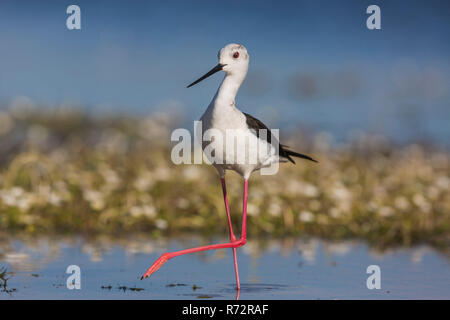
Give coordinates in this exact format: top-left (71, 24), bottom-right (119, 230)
top-left (282, 148), bottom-right (318, 164)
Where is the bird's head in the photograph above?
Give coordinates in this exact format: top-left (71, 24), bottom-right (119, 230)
top-left (218, 43), bottom-right (249, 75)
top-left (187, 43), bottom-right (250, 88)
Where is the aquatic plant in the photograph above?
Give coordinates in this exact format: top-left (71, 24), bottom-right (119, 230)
top-left (0, 107), bottom-right (448, 248)
top-left (0, 266), bottom-right (16, 294)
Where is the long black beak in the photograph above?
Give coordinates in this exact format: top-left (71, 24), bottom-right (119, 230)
top-left (187, 63), bottom-right (225, 88)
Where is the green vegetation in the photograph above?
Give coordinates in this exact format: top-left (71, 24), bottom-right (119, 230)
top-left (0, 107), bottom-right (448, 248)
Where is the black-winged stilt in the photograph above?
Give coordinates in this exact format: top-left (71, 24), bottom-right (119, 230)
top-left (141, 44), bottom-right (317, 289)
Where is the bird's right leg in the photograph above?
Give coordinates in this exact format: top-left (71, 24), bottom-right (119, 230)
top-left (140, 179), bottom-right (249, 284)
top-left (221, 177), bottom-right (240, 289)
top-left (140, 238), bottom-right (247, 279)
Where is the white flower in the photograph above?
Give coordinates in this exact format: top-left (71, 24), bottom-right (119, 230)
top-left (0, 187), bottom-right (32, 211)
top-left (49, 193), bottom-right (62, 206)
top-left (378, 206), bottom-right (394, 217)
top-left (412, 194), bottom-right (430, 213)
top-left (413, 193), bottom-right (432, 213)
top-left (16, 196), bottom-right (32, 212)
top-left (143, 205), bottom-right (157, 217)
top-left (246, 203), bottom-right (259, 216)
top-left (285, 181), bottom-right (319, 198)
top-left (332, 186), bottom-right (351, 201)
top-left (11, 187), bottom-right (24, 198)
top-left (427, 186), bottom-right (439, 200)
top-left (176, 198), bottom-right (189, 209)
top-left (153, 167), bottom-right (171, 181)
top-left (299, 210), bottom-right (314, 223)
top-left (0, 190), bottom-right (16, 206)
top-left (303, 184), bottom-right (319, 198)
top-left (134, 172), bottom-right (154, 191)
top-left (155, 219), bottom-right (168, 230)
top-left (394, 196), bottom-right (410, 210)
top-left (435, 176), bottom-right (449, 190)
top-left (268, 202), bottom-right (282, 217)
top-left (83, 190), bottom-right (105, 211)
top-left (183, 166), bottom-right (202, 180)
top-left (286, 180), bottom-right (303, 195)
top-left (329, 208), bottom-right (341, 218)
top-left (101, 168), bottom-right (121, 188)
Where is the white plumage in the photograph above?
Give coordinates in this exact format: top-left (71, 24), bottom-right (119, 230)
top-left (198, 43), bottom-right (283, 179)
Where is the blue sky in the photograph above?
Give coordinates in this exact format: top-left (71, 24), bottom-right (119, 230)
top-left (0, 0), bottom-right (449, 143)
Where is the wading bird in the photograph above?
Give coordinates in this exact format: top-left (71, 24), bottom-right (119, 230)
top-left (141, 44), bottom-right (317, 289)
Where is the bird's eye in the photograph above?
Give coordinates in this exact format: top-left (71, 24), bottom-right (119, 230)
top-left (233, 52), bottom-right (239, 59)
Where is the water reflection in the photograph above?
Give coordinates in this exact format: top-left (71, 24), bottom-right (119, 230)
top-left (0, 235), bottom-right (448, 271)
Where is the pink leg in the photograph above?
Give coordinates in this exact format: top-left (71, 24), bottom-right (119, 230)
top-left (141, 179), bottom-right (249, 285)
top-left (221, 178), bottom-right (240, 289)
top-left (241, 179), bottom-right (248, 240)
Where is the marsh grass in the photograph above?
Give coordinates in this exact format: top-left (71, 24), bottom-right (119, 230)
top-left (0, 266), bottom-right (16, 294)
top-left (0, 107), bottom-right (448, 248)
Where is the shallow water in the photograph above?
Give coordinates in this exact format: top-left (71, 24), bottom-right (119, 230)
top-left (0, 236), bottom-right (449, 299)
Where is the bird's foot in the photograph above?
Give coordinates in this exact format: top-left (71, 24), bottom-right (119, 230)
top-left (140, 253), bottom-right (169, 280)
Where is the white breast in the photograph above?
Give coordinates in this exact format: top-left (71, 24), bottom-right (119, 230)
top-left (199, 102), bottom-right (279, 178)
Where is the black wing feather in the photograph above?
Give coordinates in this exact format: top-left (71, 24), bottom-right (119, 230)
top-left (243, 112), bottom-right (317, 164)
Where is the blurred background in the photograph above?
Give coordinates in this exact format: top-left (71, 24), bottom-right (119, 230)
top-left (0, 0), bottom-right (449, 299)
top-left (0, 0), bottom-right (449, 144)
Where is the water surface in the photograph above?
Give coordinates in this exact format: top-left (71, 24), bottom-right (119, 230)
top-left (1, 236), bottom-right (449, 299)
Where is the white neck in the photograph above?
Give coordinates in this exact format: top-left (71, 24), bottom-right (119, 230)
top-left (213, 72), bottom-right (246, 108)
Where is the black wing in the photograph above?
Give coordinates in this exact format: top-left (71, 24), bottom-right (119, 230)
top-left (243, 112), bottom-right (317, 164)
